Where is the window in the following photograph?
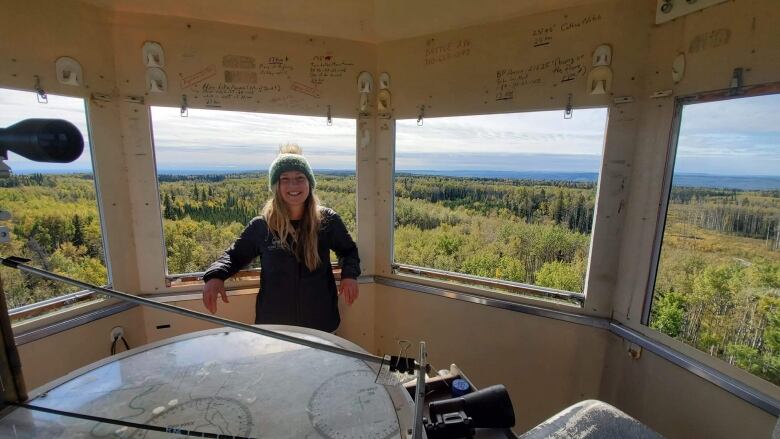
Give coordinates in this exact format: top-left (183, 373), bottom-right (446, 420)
top-left (393, 109), bottom-right (608, 301)
top-left (0, 88), bottom-right (108, 321)
top-left (150, 107), bottom-right (357, 276)
top-left (649, 92), bottom-right (780, 385)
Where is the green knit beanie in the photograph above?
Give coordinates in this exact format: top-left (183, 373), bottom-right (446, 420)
top-left (268, 153), bottom-right (316, 191)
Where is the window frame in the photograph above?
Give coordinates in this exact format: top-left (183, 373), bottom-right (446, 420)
top-left (390, 108), bottom-right (610, 306)
top-left (643, 81), bottom-right (780, 325)
top-left (1, 88), bottom-right (113, 323)
top-left (147, 105), bottom-right (359, 283)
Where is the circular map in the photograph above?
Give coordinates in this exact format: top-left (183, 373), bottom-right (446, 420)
top-left (0, 326), bottom-right (414, 438)
top-left (309, 369), bottom-right (400, 439)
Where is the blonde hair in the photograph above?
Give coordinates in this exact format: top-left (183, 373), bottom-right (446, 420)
top-left (262, 144), bottom-right (322, 271)
top-left (279, 143), bottom-right (301, 154)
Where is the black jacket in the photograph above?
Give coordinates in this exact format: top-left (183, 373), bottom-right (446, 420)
top-left (203, 207), bottom-right (360, 332)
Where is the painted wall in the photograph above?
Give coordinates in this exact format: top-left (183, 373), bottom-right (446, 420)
top-left (17, 306), bottom-right (146, 391)
top-left (601, 334), bottom-right (778, 438)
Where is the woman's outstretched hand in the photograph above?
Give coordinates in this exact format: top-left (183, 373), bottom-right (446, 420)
top-left (202, 278), bottom-right (229, 314)
top-left (339, 278), bottom-right (359, 305)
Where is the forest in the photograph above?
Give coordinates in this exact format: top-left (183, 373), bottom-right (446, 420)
top-left (0, 172), bottom-right (777, 385)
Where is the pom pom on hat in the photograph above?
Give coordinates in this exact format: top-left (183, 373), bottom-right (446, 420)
top-left (268, 144), bottom-right (316, 191)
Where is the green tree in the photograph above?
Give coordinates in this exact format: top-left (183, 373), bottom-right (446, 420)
top-left (71, 214), bottom-right (85, 247)
top-left (535, 259), bottom-right (584, 292)
top-left (650, 291), bottom-right (687, 338)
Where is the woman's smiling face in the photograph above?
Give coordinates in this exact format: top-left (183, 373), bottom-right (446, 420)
top-left (278, 170), bottom-right (310, 208)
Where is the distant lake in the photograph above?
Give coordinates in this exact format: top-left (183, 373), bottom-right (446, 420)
top-left (671, 174), bottom-right (780, 191)
top-left (398, 170), bottom-right (780, 191)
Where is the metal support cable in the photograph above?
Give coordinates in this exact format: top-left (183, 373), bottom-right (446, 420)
top-left (7, 402), bottom-right (256, 439)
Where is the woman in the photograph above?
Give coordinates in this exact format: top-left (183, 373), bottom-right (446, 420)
top-left (202, 144), bottom-right (360, 333)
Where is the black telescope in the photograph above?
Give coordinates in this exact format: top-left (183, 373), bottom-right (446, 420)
top-left (0, 119), bottom-right (84, 163)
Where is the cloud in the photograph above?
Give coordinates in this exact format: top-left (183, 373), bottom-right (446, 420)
top-left (672, 94), bottom-right (780, 176)
top-left (150, 106), bottom-right (356, 169)
top-left (396, 152), bottom-right (603, 172)
top-left (396, 108), bottom-right (608, 156)
top-left (680, 94), bottom-right (780, 135)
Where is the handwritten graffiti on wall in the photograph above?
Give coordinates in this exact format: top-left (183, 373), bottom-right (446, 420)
top-left (259, 56), bottom-right (295, 76)
top-left (424, 38), bottom-right (472, 65)
top-left (180, 65), bottom-right (218, 89)
top-left (222, 55), bottom-right (256, 69)
top-left (530, 14), bottom-right (602, 48)
top-left (291, 81), bottom-right (321, 98)
top-left (181, 52), bottom-right (353, 106)
top-left (689, 28), bottom-right (731, 53)
top-left (200, 82), bottom-right (282, 107)
top-left (495, 54), bottom-right (586, 100)
top-left (310, 55), bottom-right (354, 85)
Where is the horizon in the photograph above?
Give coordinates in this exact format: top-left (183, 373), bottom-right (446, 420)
top-left (1, 88), bottom-right (778, 178)
top-left (9, 167), bottom-right (780, 178)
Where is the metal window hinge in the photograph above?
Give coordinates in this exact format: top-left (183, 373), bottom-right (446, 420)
top-left (33, 75), bottom-right (47, 104)
top-left (729, 67), bottom-right (743, 96)
top-left (417, 105), bottom-right (425, 126)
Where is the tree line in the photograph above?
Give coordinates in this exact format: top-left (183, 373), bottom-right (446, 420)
top-left (0, 172), bottom-right (777, 385)
top-left (395, 176), bottom-right (596, 234)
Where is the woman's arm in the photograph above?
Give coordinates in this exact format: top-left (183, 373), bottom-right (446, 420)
top-left (327, 211), bottom-right (361, 305)
top-left (328, 212), bottom-right (361, 279)
top-left (202, 217), bottom-right (264, 313)
top-left (203, 217), bottom-right (265, 282)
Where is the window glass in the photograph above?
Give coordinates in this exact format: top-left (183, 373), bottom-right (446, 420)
top-left (650, 93), bottom-right (780, 385)
top-left (0, 88), bottom-right (108, 314)
top-left (150, 107), bottom-right (356, 274)
top-left (394, 109), bottom-right (607, 297)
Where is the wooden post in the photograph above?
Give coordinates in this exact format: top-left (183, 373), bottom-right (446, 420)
top-left (0, 273), bottom-right (26, 403)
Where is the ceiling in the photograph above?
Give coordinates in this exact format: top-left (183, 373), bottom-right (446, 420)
top-left (79, 0), bottom-right (609, 43)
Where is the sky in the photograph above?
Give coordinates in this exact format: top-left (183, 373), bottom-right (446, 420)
top-left (150, 106), bottom-right (356, 171)
top-left (674, 94), bottom-right (780, 176)
top-left (1, 87), bottom-right (778, 176)
top-left (395, 109), bottom-right (607, 172)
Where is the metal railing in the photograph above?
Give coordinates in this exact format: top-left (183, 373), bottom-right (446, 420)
top-left (393, 263), bottom-right (585, 305)
top-left (9, 289), bottom-right (101, 322)
top-left (166, 262), bottom-right (344, 286)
